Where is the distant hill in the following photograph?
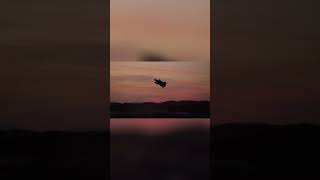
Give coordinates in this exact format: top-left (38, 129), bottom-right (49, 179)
top-left (110, 100), bottom-right (210, 118)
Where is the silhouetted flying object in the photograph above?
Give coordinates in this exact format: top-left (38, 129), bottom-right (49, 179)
top-left (154, 79), bottom-right (167, 88)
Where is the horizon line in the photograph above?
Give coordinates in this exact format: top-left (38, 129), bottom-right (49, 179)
top-left (110, 100), bottom-right (210, 104)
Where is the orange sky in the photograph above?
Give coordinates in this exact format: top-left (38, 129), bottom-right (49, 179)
top-left (111, 62), bottom-right (209, 102)
top-left (111, 0), bottom-right (210, 62)
top-left (111, 0), bottom-right (210, 102)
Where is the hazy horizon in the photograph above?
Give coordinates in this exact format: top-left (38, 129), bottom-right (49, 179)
top-left (111, 100), bottom-right (210, 103)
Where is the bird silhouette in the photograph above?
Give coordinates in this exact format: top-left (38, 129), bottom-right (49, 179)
top-left (154, 79), bottom-right (167, 88)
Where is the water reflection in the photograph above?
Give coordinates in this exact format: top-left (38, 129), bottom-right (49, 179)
top-left (111, 118), bottom-right (210, 134)
top-left (110, 118), bottom-right (210, 180)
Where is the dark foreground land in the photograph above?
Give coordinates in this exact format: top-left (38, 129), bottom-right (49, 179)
top-left (213, 124), bottom-right (320, 180)
top-left (1, 124), bottom-right (320, 180)
top-left (0, 131), bottom-right (108, 180)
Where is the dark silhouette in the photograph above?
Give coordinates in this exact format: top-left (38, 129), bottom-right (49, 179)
top-left (213, 123), bottom-right (320, 180)
top-left (3, 124), bottom-right (320, 180)
top-left (154, 78), bottom-right (166, 88)
top-left (112, 123), bottom-right (320, 180)
top-left (0, 130), bottom-right (108, 180)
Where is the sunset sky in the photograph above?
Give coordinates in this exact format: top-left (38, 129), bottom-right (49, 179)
top-left (2, 0), bottom-right (319, 130)
top-left (111, 0), bottom-right (210, 103)
top-left (111, 62), bottom-right (209, 102)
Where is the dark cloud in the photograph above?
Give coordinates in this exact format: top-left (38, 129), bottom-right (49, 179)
top-left (140, 52), bottom-right (177, 62)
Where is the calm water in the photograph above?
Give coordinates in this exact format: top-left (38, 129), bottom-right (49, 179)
top-left (110, 118), bottom-right (211, 179)
top-left (110, 118), bottom-right (210, 134)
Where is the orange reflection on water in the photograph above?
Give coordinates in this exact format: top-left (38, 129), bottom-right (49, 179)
top-left (110, 118), bottom-right (210, 134)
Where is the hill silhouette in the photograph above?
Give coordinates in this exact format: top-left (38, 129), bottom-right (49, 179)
top-left (111, 100), bottom-right (210, 118)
